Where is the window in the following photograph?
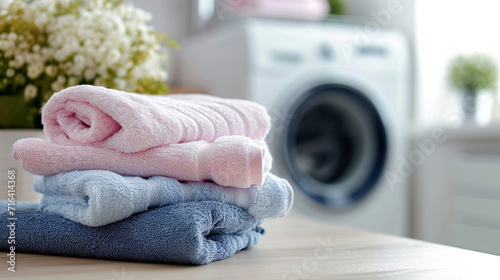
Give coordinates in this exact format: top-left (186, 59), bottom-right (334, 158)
top-left (415, 0), bottom-right (500, 127)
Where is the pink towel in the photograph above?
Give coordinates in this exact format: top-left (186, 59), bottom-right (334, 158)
top-left (226, 0), bottom-right (329, 19)
top-left (13, 136), bottom-right (268, 188)
top-left (42, 85), bottom-right (271, 153)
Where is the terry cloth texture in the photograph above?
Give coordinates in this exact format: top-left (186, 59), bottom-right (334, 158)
top-left (33, 170), bottom-right (293, 226)
top-left (0, 201), bottom-right (264, 265)
top-left (13, 136), bottom-right (269, 188)
top-left (42, 85), bottom-right (271, 153)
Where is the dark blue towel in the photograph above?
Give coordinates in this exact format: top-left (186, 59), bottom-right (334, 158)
top-left (0, 201), bottom-right (264, 265)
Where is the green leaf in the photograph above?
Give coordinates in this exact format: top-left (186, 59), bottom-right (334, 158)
top-left (448, 53), bottom-right (498, 93)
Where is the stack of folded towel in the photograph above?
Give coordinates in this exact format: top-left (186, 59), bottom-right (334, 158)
top-left (1, 85), bottom-right (293, 265)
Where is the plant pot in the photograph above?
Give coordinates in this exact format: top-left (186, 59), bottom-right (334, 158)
top-left (0, 95), bottom-right (35, 128)
top-left (460, 89), bottom-right (494, 126)
top-left (0, 129), bottom-right (45, 202)
top-left (461, 89), bottom-right (477, 122)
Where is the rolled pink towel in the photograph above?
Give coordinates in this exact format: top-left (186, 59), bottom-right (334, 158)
top-left (13, 136), bottom-right (268, 188)
top-left (42, 85), bottom-right (271, 153)
top-left (227, 0), bottom-right (329, 19)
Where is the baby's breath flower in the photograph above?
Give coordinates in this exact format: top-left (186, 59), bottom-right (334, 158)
top-left (13, 54), bottom-right (24, 68)
top-left (25, 53), bottom-right (41, 64)
top-left (27, 63), bottom-right (44, 79)
top-left (53, 50), bottom-right (66, 61)
top-left (41, 48), bottom-right (54, 60)
top-left (0, 0), bottom-right (13, 10)
top-left (56, 75), bottom-right (65, 85)
top-left (1, 0), bottom-right (174, 128)
top-left (50, 81), bottom-right (63, 92)
top-left (4, 49), bottom-right (14, 58)
top-left (34, 12), bottom-right (48, 28)
top-left (107, 48), bottom-right (121, 64)
top-left (73, 54), bottom-right (85, 66)
top-left (114, 78), bottom-right (126, 89)
top-left (6, 68), bottom-right (15, 77)
top-left (7, 32), bottom-right (17, 41)
top-left (0, 40), bottom-right (9, 50)
top-left (84, 68), bottom-right (95, 80)
top-left (125, 61), bottom-right (133, 69)
top-left (23, 84), bottom-right (38, 101)
top-left (45, 65), bottom-right (58, 77)
top-left (83, 39), bottom-right (94, 49)
top-left (116, 68), bottom-right (127, 77)
top-left (19, 42), bottom-right (28, 50)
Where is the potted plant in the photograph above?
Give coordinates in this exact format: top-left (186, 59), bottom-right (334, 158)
top-left (327, 0), bottom-right (345, 15)
top-left (448, 53), bottom-right (498, 122)
top-left (0, 0), bottom-right (177, 201)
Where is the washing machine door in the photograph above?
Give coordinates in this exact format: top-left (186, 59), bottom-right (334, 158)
top-left (282, 81), bottom-right (390, 209)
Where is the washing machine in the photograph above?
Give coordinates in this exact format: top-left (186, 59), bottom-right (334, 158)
top-left (179, 18), bottom-right (410, 236)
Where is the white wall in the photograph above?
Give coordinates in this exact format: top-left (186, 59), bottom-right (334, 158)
top-left (346, 0), bottom-right (415, 36)
top-left (126, 0), bottom-right (194, 84)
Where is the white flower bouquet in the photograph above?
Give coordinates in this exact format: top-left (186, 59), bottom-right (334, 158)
top-left (0, 0), bottom-right (177, 128)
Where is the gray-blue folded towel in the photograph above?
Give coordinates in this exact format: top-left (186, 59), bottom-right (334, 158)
top-left (0, 201), bottom-right (264, 265)
top-left (33, 170), bottom-right (293, 227)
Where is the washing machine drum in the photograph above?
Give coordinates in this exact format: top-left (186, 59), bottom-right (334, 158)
top-left (283, 84), bottom-right (388, 208)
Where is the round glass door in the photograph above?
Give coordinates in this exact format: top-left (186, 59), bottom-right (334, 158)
top-left (284, 84), bottom-right (388, 208)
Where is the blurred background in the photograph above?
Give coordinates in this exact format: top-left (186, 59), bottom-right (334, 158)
top-left (2, 0), bottom-right (500, 257)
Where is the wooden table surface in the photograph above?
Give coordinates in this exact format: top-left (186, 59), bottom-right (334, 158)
top-left (1, 216), bottom-right (499, 280)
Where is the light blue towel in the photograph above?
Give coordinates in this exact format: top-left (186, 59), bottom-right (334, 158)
top-left (34, 170), bottom-right (293, 227)
top-left (0, 201), bottom-right (264, 265)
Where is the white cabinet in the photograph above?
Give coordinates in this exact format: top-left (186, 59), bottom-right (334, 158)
top-left (413, 125), bottom-right (500, 255)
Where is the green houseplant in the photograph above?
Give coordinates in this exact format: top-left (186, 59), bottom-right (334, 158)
top-left (448, 53), bottom-right (498, 122)
top-left (0, 0), bottom-right (178, 128)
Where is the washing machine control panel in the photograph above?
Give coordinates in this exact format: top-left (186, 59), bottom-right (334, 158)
top-left (246, 19), bottom-right (405, 75)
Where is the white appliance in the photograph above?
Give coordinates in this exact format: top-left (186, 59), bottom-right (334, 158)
top-left (180, 18), bottom-right (410, 236)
